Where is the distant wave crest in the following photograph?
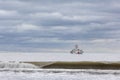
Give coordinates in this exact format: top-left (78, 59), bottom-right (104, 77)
top-left (0, 62), bottom-right (38, 68)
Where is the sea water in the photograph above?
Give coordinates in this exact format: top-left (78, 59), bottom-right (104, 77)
top-left (0, 69), bottom-right (120, 80)
top-left (0, 62), bottom-right (120, 80)
top-left (0, 52), bottom-right (120, 80)
top-left (0, 52), bottom-right (120, 61)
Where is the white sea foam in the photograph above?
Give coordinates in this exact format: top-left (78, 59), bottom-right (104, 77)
top-left (0, 69), bottom-right (120, 80)
top-left (0, 62), bottom-right (38, 68)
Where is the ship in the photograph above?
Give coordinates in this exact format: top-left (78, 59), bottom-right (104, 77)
top-left (70, 44), bottom-right (84, 54)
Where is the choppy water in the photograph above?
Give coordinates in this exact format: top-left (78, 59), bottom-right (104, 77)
top-left (0, 52), bottom-right (120, 80)
top-left (0, 69), bottom-right (120, 80)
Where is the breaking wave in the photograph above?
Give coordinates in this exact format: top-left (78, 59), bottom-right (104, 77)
top-left (0, 62), bottom-right (38, 68)
top-left (0, 69), bottom-right (120, 80)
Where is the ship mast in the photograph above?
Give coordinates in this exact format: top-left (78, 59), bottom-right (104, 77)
top-left (75, 44), bottom-right (78, 49)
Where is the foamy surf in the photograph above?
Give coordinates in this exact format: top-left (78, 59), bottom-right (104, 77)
top-left (0, 62), bottom-right (38, 69)
top-left (0, 69), bottom-right (120, 80)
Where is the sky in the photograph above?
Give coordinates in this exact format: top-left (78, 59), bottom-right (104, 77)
top-left (0, 0), bottom-right (120, 53)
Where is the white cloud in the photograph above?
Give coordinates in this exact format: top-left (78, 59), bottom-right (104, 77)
top-left (30, 12), bottom-right (63, 18)
top-left (15, 23), bottom-right (40, 32)
top-left (91, 39), bottom-right (118, 43)
top-left (51, 26), bottom-right (68, 30)
top-left (0, 10), bottom-right (17, 16)
top-left (24, 37), bottom-right (80, 43)
top-left (64, 15), bottom-right (106, 22)
top-left (30, 12), bottom-right (107, 22)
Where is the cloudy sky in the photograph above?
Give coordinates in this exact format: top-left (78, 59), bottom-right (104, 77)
top-left (0, 0), bottom-right (120, 53)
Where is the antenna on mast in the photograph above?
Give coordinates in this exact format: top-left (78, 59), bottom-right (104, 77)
top-left (70, 44), bottom-right (84, 54)
top-left (75, 44), bottom-right (78, 49)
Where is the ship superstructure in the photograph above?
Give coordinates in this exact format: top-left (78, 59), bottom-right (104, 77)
top-left (70, 45), bottom-right (84, 54)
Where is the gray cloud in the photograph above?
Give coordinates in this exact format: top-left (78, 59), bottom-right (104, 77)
top-left (0, 0), bottom-right (120, 53)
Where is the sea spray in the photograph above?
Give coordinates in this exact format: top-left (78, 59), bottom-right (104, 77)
top-left (0, 62), bottom-right (38, 68)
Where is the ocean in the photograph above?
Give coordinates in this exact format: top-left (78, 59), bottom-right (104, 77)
top-left (0, 52), bottom-right (120, 61)
top-left (0, 52), bottom-right (120, 80)
top-left (0, 69), bottom-right (120, 80)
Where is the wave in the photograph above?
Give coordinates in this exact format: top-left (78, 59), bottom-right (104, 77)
top-left (1, 61), bottom-right (120, 70)
top-left (0, 68), bottom-right (120, 75)
top-left (27, 61), bottom-right (120, 69)
top-left (1, 70), bottom-right (120, 80)
top-left (0, 62), bottom-right (38, 68)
